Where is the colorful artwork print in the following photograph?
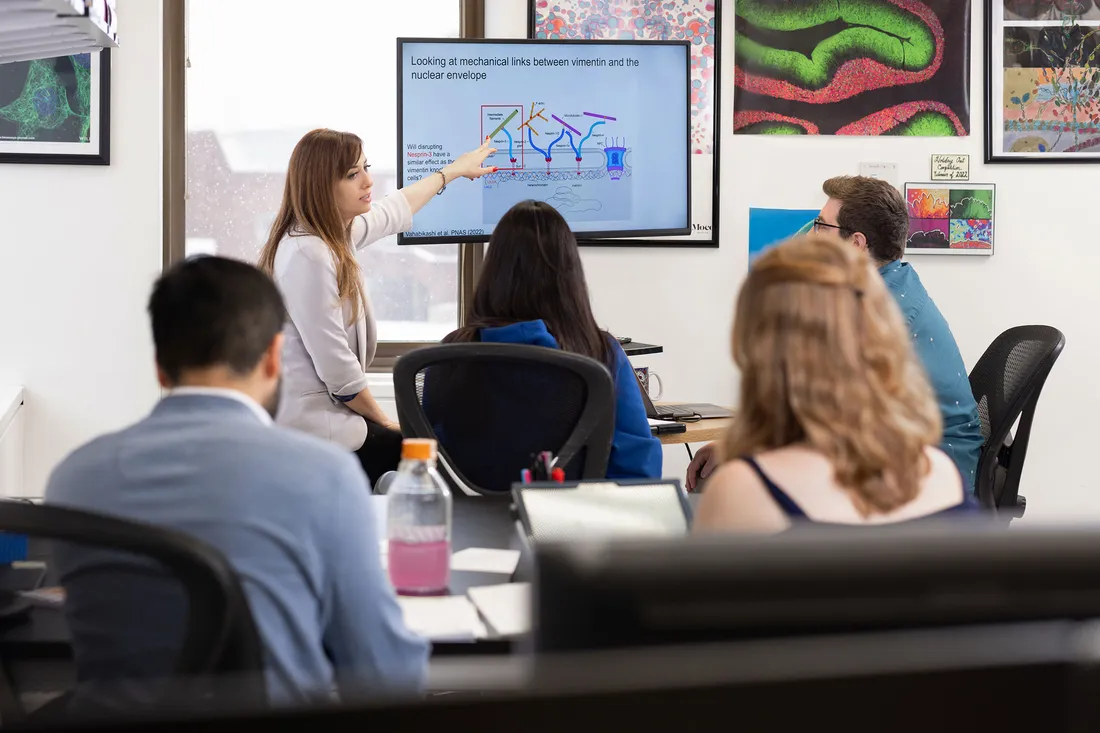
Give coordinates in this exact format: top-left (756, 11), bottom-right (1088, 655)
top-left (988, 1), bottom-right (1100, 160)
top-left (733, 0), bottom-right (971, 136)
top-left (904, 183), bottom-right (995, 255)
top-left (530, 0), bottom-right (717, 154)
top-left (950, 218), bottom-right (993, 248)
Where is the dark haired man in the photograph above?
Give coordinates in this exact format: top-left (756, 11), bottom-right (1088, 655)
top-left (689, 176), bottom-right (982, 495)
top-left (46, 256), bottom-right (427, 707)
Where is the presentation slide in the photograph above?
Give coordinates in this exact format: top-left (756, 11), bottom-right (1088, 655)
top-left (398, 39), bottom-right (690, 244)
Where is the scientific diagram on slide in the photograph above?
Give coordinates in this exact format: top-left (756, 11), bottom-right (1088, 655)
top-left (479, 102), bottom-right (631, 224)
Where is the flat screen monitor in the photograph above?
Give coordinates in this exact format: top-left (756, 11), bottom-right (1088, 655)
top-left (396, 38), bottom-right (691, 244)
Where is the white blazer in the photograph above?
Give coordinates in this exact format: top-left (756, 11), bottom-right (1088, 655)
top-left (271, 193), bottom-right (412, 450)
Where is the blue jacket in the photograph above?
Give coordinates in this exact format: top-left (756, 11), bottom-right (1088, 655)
top-left (481, 320), bottom-right (663, 480)
top-left (879, 261), bottom-right (983, 492)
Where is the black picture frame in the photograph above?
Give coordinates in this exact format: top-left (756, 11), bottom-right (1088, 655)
top-left (0, 49), bottom-right (111, 166)
top-left (527, 0), bottom-right (721, 248)
top-left (984, 0), bottom-right (1100, 163)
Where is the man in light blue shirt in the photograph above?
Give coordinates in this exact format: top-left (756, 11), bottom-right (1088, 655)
top-left (46, 256), bottom-right (428, 708)
top-left (688, 176), bottom-right (983, 494)
top-left (811, 176), bottom-right (983, 491)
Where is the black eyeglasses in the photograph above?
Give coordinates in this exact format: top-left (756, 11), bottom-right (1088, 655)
top-left (812, 219), bottom-right (851, 234)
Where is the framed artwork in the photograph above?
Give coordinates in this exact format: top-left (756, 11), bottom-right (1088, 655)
top-left (986, 0), bottom-right (1100, 161)
top-left (904, 182), bottom-right (996, 255)
top-left (734, 0), bottom-right (971, 137)
top-left (0, 50), bottom-right (111, 165)
top-left (528, 0), bottom-right (721, 248)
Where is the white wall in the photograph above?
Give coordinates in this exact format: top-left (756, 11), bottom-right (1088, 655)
top-left (488, 1), bottom-right (1096, 521)
top-left (0, 0), bottom-right (163, 497)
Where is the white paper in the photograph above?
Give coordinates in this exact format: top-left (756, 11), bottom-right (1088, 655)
top-left (370, 495), bottom-right (388, 538)
top-left (450, 548), bottom-right (520, 575)
top-left (648, 417), bottom-right (681, 435)
top-left (467, 583), bottom-right (531, 638)
top-left (858, 161), bottom-right (898, 189)
top-left (397, 595), bottom-right (486, 642)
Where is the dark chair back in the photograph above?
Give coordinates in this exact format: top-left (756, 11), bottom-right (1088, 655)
top-left (394, 343), bottom-right (615, 496)
top-left (968, 325), bottom-right (1065, 519)
top-left (0, 501), bottom-right (265, 723)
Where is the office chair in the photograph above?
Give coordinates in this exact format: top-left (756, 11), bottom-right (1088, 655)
top-left (394, 343), bottom-right (615, 497)
top-left (968, 325), bottom-right (1065, 520)
top-left (0, 501), bottom-right (265, 724)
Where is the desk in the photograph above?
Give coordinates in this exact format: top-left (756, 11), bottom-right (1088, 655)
top-left (0, 497), bottom-right (521, 663)
top-left (621, 341), bottom-right (662, 357)
top-left (654, 404), bottom-right (735, 446)
top-left (657, 417), bottom-right (733, 446)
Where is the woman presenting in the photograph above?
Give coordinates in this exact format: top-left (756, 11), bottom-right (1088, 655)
top-left (258, 128), bottom-right (496, 485)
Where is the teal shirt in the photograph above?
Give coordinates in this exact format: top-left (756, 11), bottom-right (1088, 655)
top-left (878, 261), bottom-right (982, 492)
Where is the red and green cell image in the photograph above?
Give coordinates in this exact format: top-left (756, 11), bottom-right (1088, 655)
top-left (733, 0), bottom-right (970, 136)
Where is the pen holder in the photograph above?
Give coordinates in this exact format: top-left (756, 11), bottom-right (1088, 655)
top-left (526, 451), bottom-right (559, 483)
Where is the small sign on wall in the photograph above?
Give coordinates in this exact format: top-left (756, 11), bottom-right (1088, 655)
top-left (931, 154), bottom-right (970, 181)
top-left (859, 161), bottom-right (898, 189)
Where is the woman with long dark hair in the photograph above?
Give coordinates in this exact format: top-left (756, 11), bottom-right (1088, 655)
top-left (445, 200), bottom-right (662, 479)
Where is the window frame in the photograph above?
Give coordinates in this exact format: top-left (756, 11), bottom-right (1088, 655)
top-left (163, 0), bottom-right (486, 370)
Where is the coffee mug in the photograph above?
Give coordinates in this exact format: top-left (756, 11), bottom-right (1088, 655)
top-left (633, 366), bottom-right (663, 400)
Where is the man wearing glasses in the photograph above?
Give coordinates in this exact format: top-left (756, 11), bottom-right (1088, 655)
top-left (688, 175), bottom-right (983, 496)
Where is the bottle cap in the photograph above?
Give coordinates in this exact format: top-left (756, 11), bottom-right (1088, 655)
top-left (401, 438), bottom-right (437, 461)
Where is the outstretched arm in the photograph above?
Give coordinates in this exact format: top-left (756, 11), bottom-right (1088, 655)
top-left (400, 137), bottom-right (498, 214)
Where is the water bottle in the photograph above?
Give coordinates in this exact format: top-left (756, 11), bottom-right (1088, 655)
top-left (386, 438), bottom-right (452, 595)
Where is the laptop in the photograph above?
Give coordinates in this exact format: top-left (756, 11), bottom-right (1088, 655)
top-left (633, 370), bottom-right (734, 421)
top-left (512, 479), bottom-right (693, 543)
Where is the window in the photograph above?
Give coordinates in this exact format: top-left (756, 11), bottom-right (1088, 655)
top-left (177, 0), bottom-right (482, 348)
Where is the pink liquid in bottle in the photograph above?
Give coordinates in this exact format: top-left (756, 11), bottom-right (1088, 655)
top-left (388, 538), bottom-right (451, 595)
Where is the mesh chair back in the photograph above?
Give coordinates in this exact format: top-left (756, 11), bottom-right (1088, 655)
top-left (0, 501), bottom-right (265, 722)
top-left (395, 344), bottom-right (615, 496)
top-left (514, 483), bottom-right (691, 543)
top-left (968, 325), bottom-right (1065, 514)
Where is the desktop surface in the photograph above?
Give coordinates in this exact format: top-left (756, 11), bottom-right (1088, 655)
top-left (654, 410), bottom-right (734, 445)
top-left (0, 498), bottom-right (524, 661)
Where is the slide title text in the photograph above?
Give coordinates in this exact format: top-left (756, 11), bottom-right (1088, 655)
top-left (409, 55), bottom-right (641, 82)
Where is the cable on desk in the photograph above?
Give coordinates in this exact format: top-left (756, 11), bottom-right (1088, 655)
top-left (685, 444), bottom-right (693, 461)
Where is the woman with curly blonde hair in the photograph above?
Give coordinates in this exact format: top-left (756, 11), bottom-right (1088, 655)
top-left (693, 234), bottom-right (976, 534)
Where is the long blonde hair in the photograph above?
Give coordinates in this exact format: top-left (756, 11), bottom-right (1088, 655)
top-left (725, 234), bottom-right (941, 516)
top-left (257, 128), bottom-right (365, 323)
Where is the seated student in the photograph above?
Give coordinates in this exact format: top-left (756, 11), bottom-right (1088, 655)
top-left (688, 175), bottom-right (983, 493)
top-left (440, 199), bottom-right (662, 480)
top-left (692, 235), bottom-right (977, 534)
top-left (46, 256), bottom-right (428, 708)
